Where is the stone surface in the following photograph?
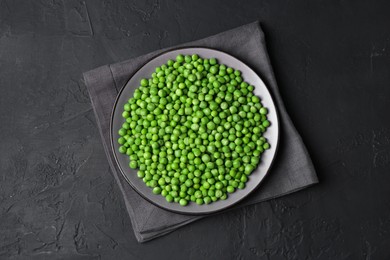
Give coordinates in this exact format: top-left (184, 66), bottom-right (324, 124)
top-left (1, 0), bottom-right (390, 259)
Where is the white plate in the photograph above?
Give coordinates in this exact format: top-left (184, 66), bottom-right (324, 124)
top-left (111, 47), bottom-right (279, 214)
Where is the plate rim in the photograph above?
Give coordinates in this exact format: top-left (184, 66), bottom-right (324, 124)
top-left (110, 46), bottom-right (280, 215)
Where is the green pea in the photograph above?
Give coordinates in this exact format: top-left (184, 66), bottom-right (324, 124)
top-left (166, 194), bottom-right (173, 202)
top-left (204, 197), bottom-right (212, 204)
top-left (260, 107), bottom-right (268, 115)
top-left (153, 187), bottom-right (162, 194)
top-left (176, 55), bottom-right (184, 63)
top-left (227, 186), bottom-right (235, 193)
top-left (179, 199), bottom-right (188, 206)
top-left (129, 161), bottom-right (138, 169)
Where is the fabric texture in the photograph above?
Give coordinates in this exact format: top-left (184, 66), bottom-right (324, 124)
top-left (83, 21), bottom-right (318, 243)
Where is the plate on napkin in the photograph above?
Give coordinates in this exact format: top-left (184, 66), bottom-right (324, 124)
top-left (110, 47), bottom-right (279, 214)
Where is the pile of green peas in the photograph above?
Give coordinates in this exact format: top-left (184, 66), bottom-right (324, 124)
top-left (118, 54), bottom-right (270, 206)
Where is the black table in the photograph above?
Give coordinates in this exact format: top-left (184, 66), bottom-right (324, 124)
top-left (1, 1), bottom-right (390, 259)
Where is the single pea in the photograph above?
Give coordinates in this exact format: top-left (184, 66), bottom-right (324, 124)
top-left (176, 54), bottom-right (184, 63)
top-left (153, 187), bottom-right (162, 194)
top-left (227, 186), bottom-right (235, 193)
top-left (215, 182), bottom-right (223, 190)
top-left (238, 183), bottom-right (245, 189)
top-left (129, 161), bottom-right (138, 169)
top-left (245, 164), bottom-right (254, 175)
top-left (184, 55), bottom-right (192, 63)
top-left (140, 79), bottom-right (148, 87)
top-left (231, 180), bottom-right (239, 188)
top-left (179, 198), bottom-right (188, 206)
top-left (192, 54), bottom-right (199, 61)
top-left (137, 171), bottom-right (145, 178)
top-left (260, 107), bottom-right (268, 115)
top-left (166, 194), bottom-right (173, 202)
top-left (202, 154), bottom-right (211, 163)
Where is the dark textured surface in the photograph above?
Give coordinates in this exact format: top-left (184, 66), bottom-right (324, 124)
top-left (1, 0), bottom-right (390, 259)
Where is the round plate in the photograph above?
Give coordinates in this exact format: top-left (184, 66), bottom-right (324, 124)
top-left (111, 47), bottom-right (279, 215)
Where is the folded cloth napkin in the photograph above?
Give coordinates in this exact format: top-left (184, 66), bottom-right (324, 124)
top-left (83, 21), bottom-right (318, 243)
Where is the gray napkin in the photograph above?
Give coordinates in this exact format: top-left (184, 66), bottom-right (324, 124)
top-left (83, 21), bottom-right (318, 243)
